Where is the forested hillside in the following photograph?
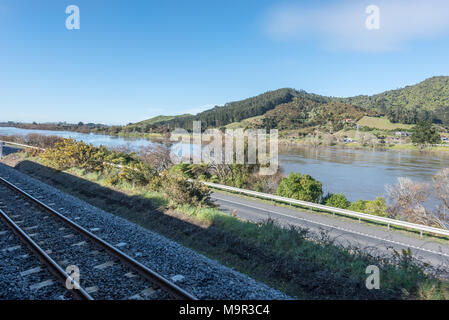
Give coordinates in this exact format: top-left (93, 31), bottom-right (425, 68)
top-left (338, 76), bottom-right (449, 124)
top-left (114, 76), bottom-right (449, 133)
top-left (155, 88), bottom-right (301, 131)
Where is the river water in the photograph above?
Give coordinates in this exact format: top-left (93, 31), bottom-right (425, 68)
top-left (1, 127), bottom-right (448, 202)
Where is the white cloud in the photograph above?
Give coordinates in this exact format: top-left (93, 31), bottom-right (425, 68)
top-left (264, 0), bottom-right (449, 52)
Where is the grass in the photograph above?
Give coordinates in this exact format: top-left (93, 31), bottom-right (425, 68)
top-left (6, 154), bottom-right (449, 300)
top-left (225, 115), bottom-right (264, 130)
top-left (116, 132), bottom-right (165, 139)
top-left (357, 116), bottom-right (414, 131)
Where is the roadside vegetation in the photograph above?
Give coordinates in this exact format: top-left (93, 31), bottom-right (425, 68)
top-left (2, 136), bottom-right (448, 299)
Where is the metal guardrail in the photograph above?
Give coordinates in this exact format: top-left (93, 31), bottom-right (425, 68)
top-left (203, 181), bottom-right (449, 238)
top-left (2, 139), bottom-right (448, 238)
top-left (0, 140), bottom-right (44, 150)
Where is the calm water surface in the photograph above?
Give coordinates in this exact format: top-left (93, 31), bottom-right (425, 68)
top-left (280, 146), bottom-right (449, 201)
top-left (1, 127), bottom-right (448, 201)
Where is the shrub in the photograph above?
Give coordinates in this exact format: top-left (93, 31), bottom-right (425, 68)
top-left (161, 172), bottom-right (211, 207)
top-left (323, 193), bottom-right (351, 209)
top-left (276, 172), bottom-right (323, 203)
top-left (41, 138), bottom-right (106, 172)
top-left (169, 163), bottom-right (195, 178)
top-left (348, 197), bottom-right (388, 217)
top-left (117, 162), bottom-right (157, 187)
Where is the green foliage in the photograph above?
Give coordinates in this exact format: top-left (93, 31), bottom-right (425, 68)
top-left (41, 138), bottom-right (139, 172)
top-left (117, 76), bottom-right (449, 135)
top-left (323, 193), bottom-right (351, 209)
top-left (263, 99), bottom-right (374, 131)
top-left (348, 197), bottom-right (388, 217)
top-left (276, 172), bottom-right (323, 203)
top-left (338, 76), bottom-right (449, 124)
top-left (169, 163), bottom-right (196, 178)
top-left (116, 162), bottom-right (157, 187)
top-left (161, 172), bottom-right (211, 207)
top-left (119, 88), bottom-right (300, 133)
top-left (41, 138), bottom-right (107, 171)
top-left (411, 121), bottom-right (441, 145)
top-left (122, 114), bottom-right (192, 134)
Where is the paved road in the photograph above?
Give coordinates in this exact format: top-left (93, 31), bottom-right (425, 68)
top-left (211, 191), bottom-right (449, 272)
top-left (0, 146), bottom-right (20, 158)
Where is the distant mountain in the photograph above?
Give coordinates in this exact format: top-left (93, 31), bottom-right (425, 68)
top-left (125, 76), bottom-right (449, 133)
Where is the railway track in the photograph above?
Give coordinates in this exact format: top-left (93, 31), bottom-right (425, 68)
top-left (0, 176), bottom-right (197, 300)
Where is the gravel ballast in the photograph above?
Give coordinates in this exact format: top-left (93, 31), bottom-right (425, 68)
top-left (0, 163), bottom-right (290, 300)
top-left (0, 220), bottom-right (73, 300)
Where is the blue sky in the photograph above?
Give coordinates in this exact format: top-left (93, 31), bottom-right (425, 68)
top-left (1, 0), bottom-right (449, 125)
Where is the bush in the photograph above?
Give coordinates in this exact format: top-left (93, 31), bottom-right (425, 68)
top-left (348, 197), bottom-right (388, 217)
top-left (161, 172), bottom-right (211, 207)
top-left (41, 138), bottom-right (107, 171)
top-left (323, 193), bottom-right (350, 209)
top-left (117, 162), bottom-right (157, 187)
top-left (276, 172), bottom-right (323, 203)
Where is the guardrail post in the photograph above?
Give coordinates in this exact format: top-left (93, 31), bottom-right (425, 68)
top-left (0, 142), bottom-right (4, 159)
top-left (204, 180), bottom-right (449, 238)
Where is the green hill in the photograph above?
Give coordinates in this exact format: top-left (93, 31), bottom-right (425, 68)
top-left (123, 114), bottom-right (191, 133)
top-left (134, 115), bottom-right (184, 126)
top-left (338, 76), bottom-right (449, 124)
top-left (124, 76), bottom-right (449, 133)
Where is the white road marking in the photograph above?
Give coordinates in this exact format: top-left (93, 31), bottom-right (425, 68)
top-left (213, 195), bottom-right (449, 259)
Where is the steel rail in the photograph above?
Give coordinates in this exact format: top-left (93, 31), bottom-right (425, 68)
top-left (0, 177), bottom-right (197, 300)
top-left (0, 207), bottom-right (93, 300)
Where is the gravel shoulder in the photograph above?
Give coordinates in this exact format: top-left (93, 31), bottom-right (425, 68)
top-left (0, 163), bottom-right (290, 300)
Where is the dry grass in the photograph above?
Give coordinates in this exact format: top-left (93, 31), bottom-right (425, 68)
top-left (357, 116), bottom-right (414, 131)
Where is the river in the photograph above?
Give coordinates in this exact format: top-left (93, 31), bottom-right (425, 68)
top-left (1, 126), bottom-right (448, 202)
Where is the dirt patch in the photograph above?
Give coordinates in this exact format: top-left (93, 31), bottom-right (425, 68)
top-left (0, 153), bottom-right (23, 167)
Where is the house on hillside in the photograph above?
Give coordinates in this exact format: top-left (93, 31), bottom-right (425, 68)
top-left (395, 131), bottom-right (411, 137)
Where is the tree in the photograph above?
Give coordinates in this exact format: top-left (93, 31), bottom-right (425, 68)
top-left (385, 177), bottom-right (439, 226)
top-left (276, 172), bottom-right (323, 203)
top-left (432, 168), bottom-right (449, 229)
top-left (411, 121), bottom-right (440, 146)
top-left (139, 145), bottom-right (172, 172)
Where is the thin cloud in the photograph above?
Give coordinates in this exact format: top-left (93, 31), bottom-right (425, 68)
top-left (264, 0), bottom-right (449, 52)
